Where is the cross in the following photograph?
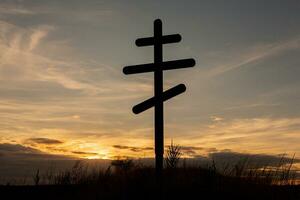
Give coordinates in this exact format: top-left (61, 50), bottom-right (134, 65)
top-left (123, 19), bottom-right (196, 179)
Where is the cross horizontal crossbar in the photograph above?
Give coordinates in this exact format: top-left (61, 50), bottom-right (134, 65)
top-left (123, 58), bottom-right (195, 75)
top-left (132, 84), bottom-right (186, 114)
top-left (135, 34), bottom-right (182, 47)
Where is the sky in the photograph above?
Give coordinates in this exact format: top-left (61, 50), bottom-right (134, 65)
top-left (0, 0), bottom-right (300, 172)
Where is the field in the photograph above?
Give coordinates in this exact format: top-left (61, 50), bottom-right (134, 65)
top-left (1, 151), bottom-right (299, 200)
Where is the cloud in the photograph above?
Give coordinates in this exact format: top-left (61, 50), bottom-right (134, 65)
top-left (173, 146), bottom-right (207, 156)
top-left (112, 144), bottom-right (216, 156)
top-left (0, 3), bottom-right (36, 16)
top-left (0, 143), bottom-right (42, 154)
top-left (191, 117), bottom-right (300, 156)
top-left (0, 19), bottom-right (148, 96)
top-left (113, 145), bottom-right (153, 152)
top-left (180, 146), bottom-right (204, 151)
top-left (0, 143), bottom-right (80, 184)
top-left (224, 103), bottom-right (280, 111)
top-left (72, 115), bottom-right (80, 119)
top-left (28, 26), bottom-right (54, 51)
top-left (0, 19), bottom-right (157, 150)
top-left (71, 151), bottom-right (98, 156)
top-left (208, 36), bottom-right (300, 76)
top-left (205, 117), bottom-right (300, 138)
top-left (211, 116), bottom-right (223, 122)
top-left (27, 138), bottom-right (64, 145)
top-left (0, 20), bottom-right (96, 92)
top-left (209, 151), bottom-right (300, 168)
top-left (0, 143), bottom-right (75, 160)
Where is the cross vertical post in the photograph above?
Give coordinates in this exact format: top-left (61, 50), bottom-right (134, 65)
top-left (154, 19), bottom-right (164, 179)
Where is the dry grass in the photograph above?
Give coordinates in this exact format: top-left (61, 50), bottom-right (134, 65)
top-left (0, 148), bottom-right (299, 199)
top-left (23, 153), bottom-right (297, 187)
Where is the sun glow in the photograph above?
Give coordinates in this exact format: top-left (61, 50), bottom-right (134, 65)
top-left (86, 155), bottom-right (102, 159)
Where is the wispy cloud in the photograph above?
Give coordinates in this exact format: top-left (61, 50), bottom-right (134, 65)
top-left (211, 116), bottom-right (224, 122)
top-left (28, 26), bottom-right (54, 51)
top-left (223, 103), bottom-right (280, 111)
top-left (0, 19), bottom-right (152, 95)
top-left (0, 20), bottom-right (98, 92)
top-left (206, 36), bottom-right (300, 77)
top-left (0, 3), bottom-right (36, 16)
top-left (182, 117), bottom-right (300, 157)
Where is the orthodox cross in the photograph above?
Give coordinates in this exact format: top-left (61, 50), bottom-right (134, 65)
top-left (123, 19), bottom-right (196, 178)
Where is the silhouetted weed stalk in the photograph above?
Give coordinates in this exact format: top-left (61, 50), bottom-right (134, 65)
top-left (165, 140), bottom-right (182, 169)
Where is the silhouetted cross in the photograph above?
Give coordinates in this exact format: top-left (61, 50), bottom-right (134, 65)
top-left (123, 19), bottom-right (195, 179)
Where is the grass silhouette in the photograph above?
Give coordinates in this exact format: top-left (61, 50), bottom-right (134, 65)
top-left (0, 146), bottom-right (299, 200)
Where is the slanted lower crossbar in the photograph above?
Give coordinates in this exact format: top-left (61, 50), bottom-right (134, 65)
top-left (133, 84), bottom-right (186, 114)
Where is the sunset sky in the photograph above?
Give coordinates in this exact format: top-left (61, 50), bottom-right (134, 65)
top-left (0, 0), bottom-right (300, 166)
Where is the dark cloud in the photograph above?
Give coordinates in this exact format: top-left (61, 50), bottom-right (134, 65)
top-left (205, 148), bottom-right (218, 153)
top-left (71, 151), bottom-right (98, 156)
top-left (0, 143), bottom-right (42, 154)
top-left (0, 143), bottom-right (79, 184)
top-left (113, 145), bottom-right (214, 155)
top-left (113, 145), bottom-right (153, 152)
top-left (46, 146), bottom-right (68, 153)
top-left (179, 146), bottom-right (203, 155)
top-left (167, 146), bottom-right (217, 156)
top-left (112, 145), bottom-right (128, 150)
top-left (209, 151), bottom-right (300, 168)
top-left (27, 138), bottom-right (63, 145)
top-left (0, 143), bottom-right (75, 160)
top-left (0, 143), bottom-right (111, 185)
top-left (180, 146), bottom-right (204, 151)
